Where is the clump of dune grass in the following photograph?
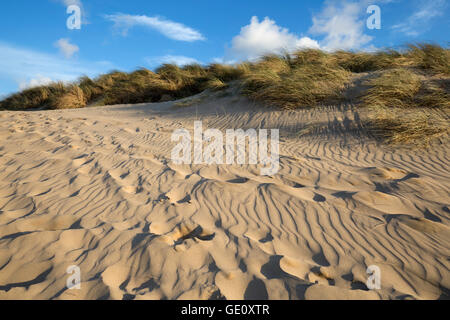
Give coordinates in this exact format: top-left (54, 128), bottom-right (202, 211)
top-left (49, 85), bottom-right (87, 109)
top-left (332, 50), bottom-right (406, 73)
top-left (202, 78), bottom-right (228, 91)
top-left (292, 49), bottom-right (330, 66)
top-left (181, 64), bottom-right (208, 78)
top-left (418, 78), bottom-right (450, 109)
top-left (198, 63), bottom-right (249, 92)
top-left (0, 82), bottom-right (67, 110)
top-left (251, 55), bottom-right (292, 74)
top-left (208, 63), bottom-right (248, 82)
top-left (78, 76), bottom-right (104, 101)
top-left (406, 44), bottom-right (450, 75)
top-left (331, 44), bottom-right (449, 74)
top-left (156, 64), bottom-right (194, 86)
top-left (360, 68), bottom-right (450, 110)
top-left (102, 69), bottom-right (175, 105)
top-left (360, 68), bottom-right (422, 109)
top-left (360, 68), bottom-right (450, 146)
top-left (366, 107), bottom-right (449, 146)
top-left (419, 89), bottom-right (450, 109)
top-left (242, 51), bottom-right (352, 109)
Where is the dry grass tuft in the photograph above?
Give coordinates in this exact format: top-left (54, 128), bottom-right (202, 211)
top-left (0, 83), bottom-right (66, 110)
top-left (332, 50), bottom-right (406, 73)
top-left (208, 63), bottom-right (248, 82)
top-left (360, 68), bottom-right (422, 109)
top-left (406, 44), bottom-right (450, 75)
top-left (360, 68), bottom-right (449, 146)
top-left (202, 78), bottom-right (228, 91)
top-left (366, 107), bottom-right (449, 146)
top-left (49, 85), bottom-right (87, 109)
top-left (242, 51), bottom-right (351, 109)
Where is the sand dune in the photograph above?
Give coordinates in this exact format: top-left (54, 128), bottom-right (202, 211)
top-left (0, 92), bottom-right (449, 300)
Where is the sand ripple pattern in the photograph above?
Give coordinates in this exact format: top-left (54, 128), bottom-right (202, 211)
top-left (0, 97), bottom-right (449, 300)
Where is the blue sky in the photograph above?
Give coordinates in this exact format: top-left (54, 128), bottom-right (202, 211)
top-left (0, 0), bottom-right (448, 97)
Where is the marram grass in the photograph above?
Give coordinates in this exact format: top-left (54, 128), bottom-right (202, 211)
top-left (1, 43), bottom-right (449, 147)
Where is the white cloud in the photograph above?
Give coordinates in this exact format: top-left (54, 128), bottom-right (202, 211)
top-left (146, 55), bottom-right (201, 67)
top-left (223, 1), bottom-right (399, 61)
top-left (104, 14), bottom-right (205, 42)
top-left (19, 76), bottom-right (53, 90)
top-left (392, 0), bottom-right (446, 36)
top-left (55, 38), bottom-right (79, 59)
top-left (0, 42), bottom-right (113, 92)
top-left (309, 0), bottom-right (373, 51)
top-left (212, 57), bottom-right (237, 65)
top-left (227, 16), bottom-right (320, 61)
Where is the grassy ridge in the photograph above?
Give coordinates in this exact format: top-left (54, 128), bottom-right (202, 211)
top-left (0, 64), bottom-right (246, 110)
top-left (2, 43), bottom-right (448, 111)
top-left (1, 43), bottom-right (449, 146)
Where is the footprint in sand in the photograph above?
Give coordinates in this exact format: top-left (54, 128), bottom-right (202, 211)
top-left (259, 233), bottom-right (274, 243)
top-left (313, 193), bottom-right (326, 202)
top-left (227, 177), bottom-right (249, 184)
top-left (332, 191), bottom-right (357, 199)
top-left (168, 224), bottom-right (216, 246)
top-left (177, 194), bottom-right (192, 204)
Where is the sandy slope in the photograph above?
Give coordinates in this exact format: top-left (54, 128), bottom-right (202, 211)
top-left (0, 91), bottom-right (449, 300)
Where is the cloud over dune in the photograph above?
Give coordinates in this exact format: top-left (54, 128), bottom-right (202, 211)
top-left (104, 13), bottom-right (205, 42)
top-left (145, 55), bottom-right (201, 67)
top-left (309, 0), bottom-right (373, 51)
top-left (227, 16), bottom-right (320, 61)
top-left (55, 38), bottom-right (79, 59)
top-left (0, 42), bottom-right (113, 91)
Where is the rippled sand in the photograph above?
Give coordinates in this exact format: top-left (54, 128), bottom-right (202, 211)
top-left (0, 93), bottom-right (449, 300)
